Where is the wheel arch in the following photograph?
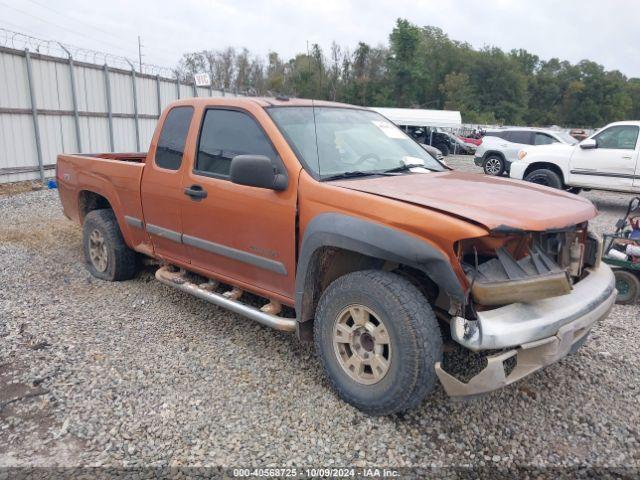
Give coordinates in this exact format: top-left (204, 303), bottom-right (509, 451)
top-left (523, 162), bottom-right (566, 185)
top-left (295, 213), bottom-right (465, 340)
top-left (78, 190), bottom-right (114, 222)
top-left (482, 150), bottom-right (506, 162)
top-left (76, 189), bottom-right (135, 250)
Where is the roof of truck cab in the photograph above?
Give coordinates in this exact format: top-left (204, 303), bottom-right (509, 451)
top-left (604, 120), bottom-right (640, 127)
top-left (169, 97), bottom-right (361, 109)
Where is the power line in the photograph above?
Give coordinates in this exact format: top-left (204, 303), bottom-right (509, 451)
top-left (25, 0), bottom-right (135, 45)
top-left (20, 0), bottom-right (187, 61)
top-left (0, 1), bottom-right (139, 57)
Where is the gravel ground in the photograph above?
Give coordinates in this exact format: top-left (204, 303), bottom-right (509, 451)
top-left (1, 157), bottom-right (639, 473)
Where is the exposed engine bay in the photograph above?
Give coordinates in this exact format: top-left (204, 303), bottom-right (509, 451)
top-left (458, 223), bottom-right (601, 307)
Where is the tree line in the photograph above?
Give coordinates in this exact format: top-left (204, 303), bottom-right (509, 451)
top-left (175, 18), bottom-right (640, 128)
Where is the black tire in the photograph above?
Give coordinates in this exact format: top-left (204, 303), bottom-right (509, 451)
top-left (614, 269), bottom-right (639, 305)
top-left (82, 209), bottom-right (138, 281)
top-left (524, 168), bottom-right (563, 189)
top-left (313, 270), bottom-right (443, 415)
top-left (567, 187), bottom-right (582, 195)
top-left (435, 143), bottom-right (450, 156)
top-left (482, 155), bottom-right (505, 176)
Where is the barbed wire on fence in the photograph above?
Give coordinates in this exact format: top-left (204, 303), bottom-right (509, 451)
top-left (0, 27), bottom-right (178, 78)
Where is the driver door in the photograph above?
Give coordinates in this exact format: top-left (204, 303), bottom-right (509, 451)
top-left (569, 125), bottom-right (640, 190)
top-left (179, 107), bottom-right (298, 300)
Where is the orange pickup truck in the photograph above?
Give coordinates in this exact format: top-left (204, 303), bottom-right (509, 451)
top-left (57, 97), bottom-right (616, 415)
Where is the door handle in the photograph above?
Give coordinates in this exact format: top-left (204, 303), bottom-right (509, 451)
top-left (184, 184), bottom-right (207, 200)
top-left (622, 155), bottom-right (632, 160)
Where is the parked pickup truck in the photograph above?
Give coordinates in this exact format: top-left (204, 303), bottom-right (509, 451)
top-left (57, 97), bottom-right (616, 415)
top-left (512, 121), bottom-right (640, 193)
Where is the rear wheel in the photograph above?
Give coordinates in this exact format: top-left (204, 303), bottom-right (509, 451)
top-left (614, 269), bottom-right (640, 305)
top-left (314, 270), bottom-right (442, 415)
top-left (83, 209), bottom-right (138, 281)
top-left (524, 168), bottom-right (563, 189)
top-left (483, 155), bottom-right (505, 176)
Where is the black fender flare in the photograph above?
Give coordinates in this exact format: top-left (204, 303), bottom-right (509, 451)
top-left (295, 213), bottom-right (466, 322)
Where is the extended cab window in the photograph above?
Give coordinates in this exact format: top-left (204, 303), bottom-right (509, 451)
top-left (154, 106), bottom-right (194, 170)
top-left (594, 125), bottom-right (639, 150)
top-left (506, 131), bottom-right (532, 145)
top-left (196, 109), bottom-right (278, 177)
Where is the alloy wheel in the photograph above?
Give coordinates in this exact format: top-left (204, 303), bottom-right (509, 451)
top-left (88, 229), bottom-right (108, 272)
top-left (332, 304), bottom-right (391, 385)
top-left (484, 157), bottom-right (502, 175)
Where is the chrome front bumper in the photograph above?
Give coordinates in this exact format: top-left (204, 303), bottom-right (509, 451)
top-left (435, 263), bottom-right (616, 397)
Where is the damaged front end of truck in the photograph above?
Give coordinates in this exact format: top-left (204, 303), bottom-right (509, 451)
top-left (436, 223), bottom-right (617, 397)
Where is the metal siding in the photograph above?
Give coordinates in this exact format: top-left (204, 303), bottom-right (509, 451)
top-left (112, 117), bottom-right (137, 151)
top-left (0, 112), bottom-right (38, 172)
top-left (30, 57), bottom-right (72, 110)
top-left (138, 118), bottom-right (157, 150)
top-left (76, 65), bottom-right (107, 112)
top-left (0, 47), bottom-right (248, 183)
top-left (0, 50), bottom-right (31, 108)
top-left (179, 83), bottom-right (193, 99)
top-left (80, 116), bottom-right (111, 153)
top-left (159, 79), bottom-right (178, 110)
top-left (110, 70), bottom-right (135, 114)
top-left (136, 76), bottom-right (157, 115)
top-left (39, 114), bottom-right (76, 166)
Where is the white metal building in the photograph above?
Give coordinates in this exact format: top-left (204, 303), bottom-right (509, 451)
top-left (370, 107), bottom-right (462, 129)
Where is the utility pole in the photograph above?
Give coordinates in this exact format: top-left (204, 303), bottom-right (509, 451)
top-left (138, 36), bottom-right (143, 73)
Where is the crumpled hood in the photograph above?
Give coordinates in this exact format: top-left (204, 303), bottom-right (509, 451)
top-left (330, 171), bottom-right (597, 231)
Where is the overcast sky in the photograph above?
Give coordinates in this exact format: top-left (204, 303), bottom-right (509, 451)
top-left (2, 0), bottom-right (639, 78)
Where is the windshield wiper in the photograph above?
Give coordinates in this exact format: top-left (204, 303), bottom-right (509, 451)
top-left (382, 164), bottom-right (439, 174)
top-left (321, 170), bottom-right (396, 181)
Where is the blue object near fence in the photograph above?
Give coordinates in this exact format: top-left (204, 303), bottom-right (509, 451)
top-left (47, 179), bottom-right (57, 189)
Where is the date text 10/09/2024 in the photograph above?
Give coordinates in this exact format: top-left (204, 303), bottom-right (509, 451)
top-left (232, 468), bottom-right (401, 478)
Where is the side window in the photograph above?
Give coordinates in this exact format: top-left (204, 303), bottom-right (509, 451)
top-left (485, 132), bottom-right (504, 139)
top-left (534, 133), bottom-right (556, 145)
top-left (196, 109), bottom-right (278, 177)
top-left (594, 125), bottom-right (639, 150)
top-left (506, 131), bottom-right (532, 145)
top-left (154, 106), bottom-right (194, 170)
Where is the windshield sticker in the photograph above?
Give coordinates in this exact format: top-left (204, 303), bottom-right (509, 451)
top-left (372, 120), bottom-right (406, 139)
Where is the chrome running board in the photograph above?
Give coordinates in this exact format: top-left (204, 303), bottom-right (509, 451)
top-left (155, 266), bottom-right (296, 332)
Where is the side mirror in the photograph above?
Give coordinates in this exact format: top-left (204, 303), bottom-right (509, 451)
top-left (580, 138), bottom-right (597, 149)
top-left (230, 155), bottom-right (287, 191)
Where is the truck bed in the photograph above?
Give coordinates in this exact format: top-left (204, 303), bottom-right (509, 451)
top-left (56, 152), bottom-right (148, 252)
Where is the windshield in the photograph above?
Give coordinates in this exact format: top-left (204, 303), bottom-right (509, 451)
top-left (553, 131), bottom-right (578, 145)
top-left (267, 106), bottom-right (445, 179)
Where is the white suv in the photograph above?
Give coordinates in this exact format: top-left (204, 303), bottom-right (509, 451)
top-left (511, 121), bottom-right (640, 193)
top-left (474, 128), bottom-right (577, 176)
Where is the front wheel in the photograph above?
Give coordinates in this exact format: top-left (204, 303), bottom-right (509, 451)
top-left (482, 155), bottom-right (505, 176)
top-left (314, 270), bottom-right (443, 415)
top-left (524, 168), bottom-right (563, 189)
